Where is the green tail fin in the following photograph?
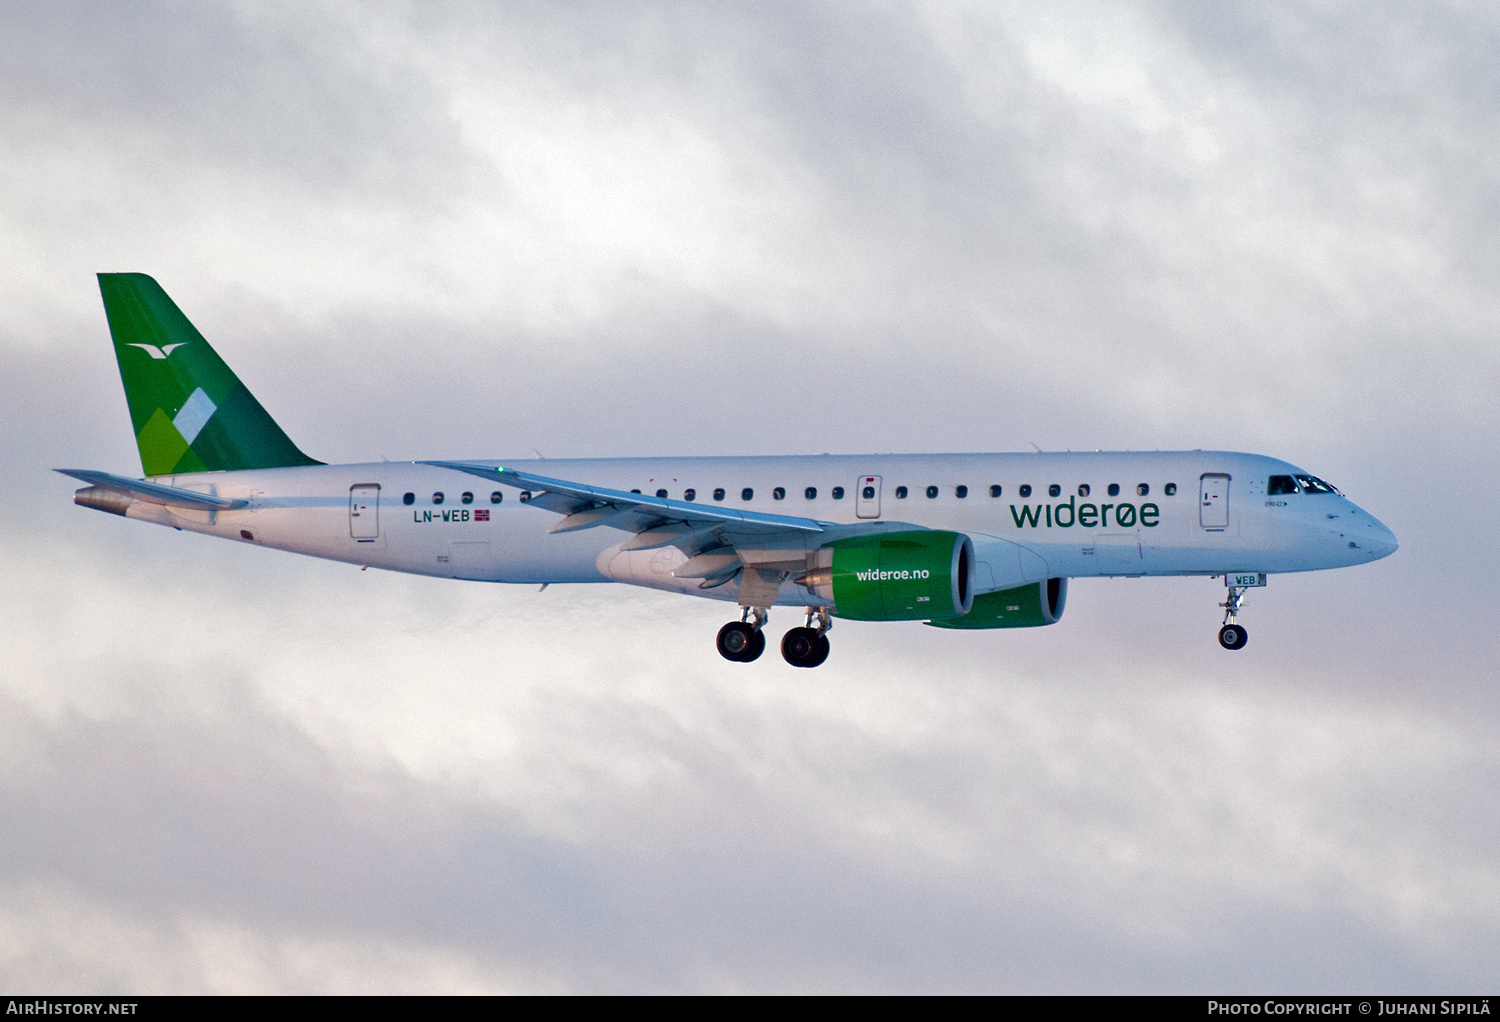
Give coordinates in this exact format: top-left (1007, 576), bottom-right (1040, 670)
top-left (98, 273), bottom-right (321, 476)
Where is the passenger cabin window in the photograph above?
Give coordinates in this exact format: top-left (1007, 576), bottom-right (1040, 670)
top-left (713, 488), bottom-right (726, 501)
top-left (955, 485), bottom-right (968, 498)
top-left (773, 487), bottom-right (786, 500)
top-left (432, 492), bottom-right (444, 505)
top-left (1137, 483), bottom-right (1150, 496)
top-left (490, 491), bottom-right (503, 504)
top-left (655, 488), bottom-right (668, 498)
top-left (1107, 483), bottom-right (1120, 497)
top-left (895, 486), bottom-right (908, 499)
top-left (403, 492), bottom-right (415, 505)
top-left (1296, 475), bottom-right (1339, 494)
top-left (684, 488), bottom-right (696, 501)
top-left (804, 487), bottom-right (817, 500)
top-left (1019, 484), bottom-right (1032, 498)
top-left (741, 488), bottom-right (754, 501)
top-left (832, 486), bottom-right (845, 500)
top-left (1164, 483), bottom-right (1177, 496)
top-left (630, 489), bottom-right (642, 494)
top-left (1048, 484), bottom-right (1061, 498)
top-left (462, 492), bottom-right (473, 504)
top-left (925, 485), bottom-right (938, 498)
top-left (1267, 476), bottom-right (1298, 495)
top-left (1077, 484), bottom-right (1090, 497)
top-left (990, 485), bottom-right (1001, 498)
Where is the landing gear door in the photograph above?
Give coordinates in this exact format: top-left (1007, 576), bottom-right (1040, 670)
top-left (1199, 474), bottom-right (1229, 530)
top-left (856, 475), bottom-right (882, 519)
top-left (350, 483), bottom-right (380, 540)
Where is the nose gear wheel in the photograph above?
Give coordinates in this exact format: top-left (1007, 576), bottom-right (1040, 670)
top-left (1218, 623), bottom-right (1248, 650)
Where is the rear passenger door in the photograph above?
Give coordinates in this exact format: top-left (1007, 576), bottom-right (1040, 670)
top-left (856, 475), bottom-right (882, 519)
top-left (350, 483), bottom-right (380, 540)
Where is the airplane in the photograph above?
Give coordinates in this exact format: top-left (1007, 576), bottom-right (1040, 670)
top-left (60, 274), bottom-right (1399, 667)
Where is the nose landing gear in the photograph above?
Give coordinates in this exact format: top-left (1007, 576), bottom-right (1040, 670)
top-left (781, 608), bottom-right (831, 668)
top-left (1218, 584), bottom-right (1249, 650)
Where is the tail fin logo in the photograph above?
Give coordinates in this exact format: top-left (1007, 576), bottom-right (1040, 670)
top-left (127, 342), bottom-right (188, 359)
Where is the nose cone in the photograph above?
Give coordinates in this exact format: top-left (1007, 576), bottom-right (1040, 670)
top-left (1356, 508), bottom-right (1398, 561)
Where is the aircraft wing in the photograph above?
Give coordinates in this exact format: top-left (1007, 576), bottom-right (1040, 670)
top-left (55, 469), bottom-right (248, 510)
top-left (423, 461), bottom-right (827, 535)
top-left (422, 461), bottom-right (921, 586)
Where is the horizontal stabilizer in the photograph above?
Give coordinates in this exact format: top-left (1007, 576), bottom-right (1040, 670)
top-left (55, 469), bottom-right (248, 510)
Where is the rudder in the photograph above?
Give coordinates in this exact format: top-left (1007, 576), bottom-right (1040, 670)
top-left (98, 273), bottom-right (321, 476)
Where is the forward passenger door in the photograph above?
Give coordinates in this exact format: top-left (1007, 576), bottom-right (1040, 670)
top-left (1200, 474), bottom-right (1229, 530)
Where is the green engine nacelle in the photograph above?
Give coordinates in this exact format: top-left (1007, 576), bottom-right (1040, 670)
top-left (926, 577), bottom-right (1068, 629)
top-left (801, 531), bottom-right (974, 622)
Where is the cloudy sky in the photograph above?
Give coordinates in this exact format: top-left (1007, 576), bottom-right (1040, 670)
top-left (2, 0), bottom-right (1498, 992)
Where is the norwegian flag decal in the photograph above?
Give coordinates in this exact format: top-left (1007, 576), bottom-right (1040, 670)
top-left (474, 509), bottom-right (490, 522)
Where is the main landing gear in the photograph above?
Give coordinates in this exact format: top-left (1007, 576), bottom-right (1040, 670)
top-left (1218, 583), bottom-right (1249, 651)
top-left (717, 608), bottom-right (767, 662)
top-left (716, 607), bottom-right (832, 667)
top-left (781, 608), bottom-right (831, 669)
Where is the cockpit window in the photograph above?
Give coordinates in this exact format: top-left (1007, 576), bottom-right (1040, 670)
top-left (1267, 475), bottom-right (1299, 495)
top-left (1295, 475), bottom-right (1340, 495)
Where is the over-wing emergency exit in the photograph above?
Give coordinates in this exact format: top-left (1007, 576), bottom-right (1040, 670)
top-left (60, 274), bottom-right (1398, 666)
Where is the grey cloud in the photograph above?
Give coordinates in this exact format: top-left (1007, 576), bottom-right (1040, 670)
top-left (0, 0), bottom-right (470, 200)
top-left (3, 608), bottom-right (1495, 992)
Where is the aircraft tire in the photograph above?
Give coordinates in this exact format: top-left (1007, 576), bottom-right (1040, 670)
top-left (717, 621), bottom-right (755, 661)
top-left (781, 627), bottom-right (819, 667)
top-left (743, 627), bottom-right (766, 662)
top-left (806, 634), bottom-right (830, 667)
top-left (1218, 624), bottom-right (1248, 650)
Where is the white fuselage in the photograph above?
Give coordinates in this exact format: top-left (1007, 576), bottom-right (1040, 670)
top-left (117, 450), bottom-right (1398, 608)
